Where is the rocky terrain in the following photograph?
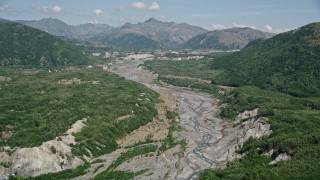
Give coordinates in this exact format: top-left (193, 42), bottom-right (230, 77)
top-left (102, 57), bottom-right (272, 179)
top-left (0, 118), bottom-right (88, 178)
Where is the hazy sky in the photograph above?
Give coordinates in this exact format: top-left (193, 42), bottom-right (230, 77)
top-left (1, 0), bottom-right (319, 33)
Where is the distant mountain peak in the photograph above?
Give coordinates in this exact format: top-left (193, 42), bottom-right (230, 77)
top-left (123, 22), bottom-right (132, 27)
top-left (40, 17), bottom-right (63, 22)
top-left (42, 17), bottom-right (57, 20)
top-left (145, 18), bottom-right (159, 23)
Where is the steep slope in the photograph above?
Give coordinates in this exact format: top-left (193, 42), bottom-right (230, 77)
top-left (0, 22), bottom-right (87, 66)
top-left (183, 27), bottom-right (274, 50)
top-left (17, 18), bottom-right (113, 38)
top-left (91, 18), bottom-right (207, 50)
top-left (211, 22), bottom-right (320, 97)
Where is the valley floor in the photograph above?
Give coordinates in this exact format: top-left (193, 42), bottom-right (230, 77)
top-left (103, 58), bottom-right (271, 179)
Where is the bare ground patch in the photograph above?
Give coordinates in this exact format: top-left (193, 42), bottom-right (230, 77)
top-left (0, 118), bottom-right (89, 177)
top-left (117, 87), bottom-right (177, 147)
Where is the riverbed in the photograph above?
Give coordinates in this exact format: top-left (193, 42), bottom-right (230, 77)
top-left (109, 58), bottom-right (244, 179)
top-left (112, 60), bottom-right (232, 179)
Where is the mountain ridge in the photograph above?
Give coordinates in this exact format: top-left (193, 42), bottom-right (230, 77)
top-left (17, 18), bottom-right (114, 38)
top-left (91, 18), bottom-right (208, 50)
top-left (183, 27), bottom-right (274, 50)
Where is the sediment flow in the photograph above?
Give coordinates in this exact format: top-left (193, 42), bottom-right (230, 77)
top-left (110, 58), bottom-right (271, 179)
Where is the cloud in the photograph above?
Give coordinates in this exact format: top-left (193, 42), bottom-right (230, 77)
top-left (0, 4), bottom-right (8, 11)
top-left (0, 0), bottom-right (10, 12)
top-left (119, 16), bottom-right (144, 24)
top-left (232, 22), bottom-right (257, 29)
top-left (264, 24), bottom-right (289, 34)
top-left (149, 2), bottom-right (160, 11)
top-left (89, 20), bottom-right (99, 24)
top-left (117, 4), bottom-right (125, 10)
top-left (130, 2), bottom-right (160, 11)
top-left (131, 2), bottom-right (146, 9)
top-left (265, 24), bottom-right (273, 32)
top-left (159, 15), bottom-right (166, 21)
top-left (52, 5), bottom-right (63, 13)
top-left (207, 22), bottom-right (257, 31)
top-left (94, 9), bottom-right (102, 16)
top-left (211, 23), bottom-right (227, 30)
top-left (41, 5), bottom-right (63, 14)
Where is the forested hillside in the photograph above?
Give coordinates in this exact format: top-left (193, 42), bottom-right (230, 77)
top-left (211, 22), bottom-right (320, 97)
top-left (0, 22), bottom-right (87, 66)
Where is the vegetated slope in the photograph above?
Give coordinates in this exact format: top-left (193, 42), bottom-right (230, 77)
top-left (0, 67), bottom-right (159, 156)
top-left (93, 31), bottom-right (162, 50)
top-left (200, 86), bottom-right (320, 179)
top-left (0, 22), bottom-right (87, 66)
top-left (91, 18), bottom-right (207, 50)
top-left (61, 37), bottom-right (116, 55)
top-left (211, 22), bottom-right (320, 97)
top-left (183, 27), bottom-right (274, 50)
top-left (17, 18), bottom-right (114, 38)
top-left (143, 58), bottom-right (222, 80)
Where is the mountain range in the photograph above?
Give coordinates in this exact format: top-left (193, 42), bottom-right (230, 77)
top-left (17, 18), bottom-right (114, 38)
top-left (4, 17), bottom-right (275, 50)
top-left (91, 18), bottom-right (208, 50)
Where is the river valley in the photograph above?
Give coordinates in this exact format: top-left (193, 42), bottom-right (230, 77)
top-left (106, 57), bottom-right (271, 179)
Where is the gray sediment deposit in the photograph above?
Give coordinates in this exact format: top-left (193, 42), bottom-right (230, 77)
top-left (109, 58), bottom-right (272, 179)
